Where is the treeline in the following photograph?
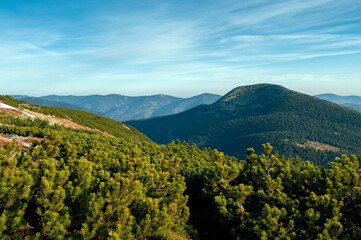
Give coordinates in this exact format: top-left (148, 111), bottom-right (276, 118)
top-left (0, 118), bottom-right (189, 239)
top-left (1, 118), bottom-right (361, 239)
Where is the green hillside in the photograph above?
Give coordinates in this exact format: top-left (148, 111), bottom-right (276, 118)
top-left (0, 95), bottom-right (151, 143)
top-left (1, 115), bottom-right (361, 239)
top-left (127, 84), bottom-right (361, 167)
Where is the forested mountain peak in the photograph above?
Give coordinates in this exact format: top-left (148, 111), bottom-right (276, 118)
top-left (200, 84), bottom-right (302, 118)
top-left (127, 84), bottom-right (361, 166)
top-left (215, 83), bottom-right (296, 107)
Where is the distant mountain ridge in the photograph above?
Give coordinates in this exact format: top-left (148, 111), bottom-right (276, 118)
top-left (315, 93), bottom-right (361, 113)
top-left (127, 84), bottom-right (361, 166)
top-left (315, 93), bottom-right (361, 104)
top-left (17, 96), bottom-right (106, 116)
top-left (13, 93), bottom-right (221, 121)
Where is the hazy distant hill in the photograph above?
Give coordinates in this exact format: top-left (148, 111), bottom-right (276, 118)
top-left (342, 103), bottom-right (361, 112)
top-left (315, 93), bottom-right (361, 105)
top-left (127, 84), bottom-right (361, 166)
top-left (316, 93), bottom-right (361, 112)
top-left (35, 93), bottom-right (221, 121)
top-left (13, 96), bottom-right (106, 116)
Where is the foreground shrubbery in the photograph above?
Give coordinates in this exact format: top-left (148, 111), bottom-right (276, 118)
top-left (1, 118), bottom-right (361, 239)
top-left (0, 120), bottom-right (189, 239)
top-left (206, 144), bottom-right (361, 239)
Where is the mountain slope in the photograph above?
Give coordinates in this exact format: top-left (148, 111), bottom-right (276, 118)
top-left (0, 95), bottom-right (152, 143)
top-left (127, 84), bottom-right (361, 166)
top-left (37, 93), bottom-right (221, 121)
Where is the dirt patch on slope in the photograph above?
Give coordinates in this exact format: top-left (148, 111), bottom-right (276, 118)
top-left (0, 134), bottom-right (43, 151)
top-left (0, 108), bottom-right (31, 118)
top-left (284, 139), bottom-right (341, 153)
top-left (49, 114), bottom-right (114, 137)
top-left (22, 109), bottom-right (114, 138)
top-left (1, 107), bottom-right (114, 138)
top-left (295, 141), bottom-right (341, 152)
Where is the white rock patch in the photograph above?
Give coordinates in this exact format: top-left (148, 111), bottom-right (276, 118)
top-left (0, 103), bottom-right (36, 119)
top-left (0, 103), bottom-right (17, 110)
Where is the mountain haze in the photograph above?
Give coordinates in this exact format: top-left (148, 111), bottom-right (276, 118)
top-left (316, 93), bottom-right (361, 105)
top-left (316, 93), bottom-right (361, 113)
top-left (16, 96), bottom-right (105, 116)
top-left (16, 93), bottom-right (221, 121)
top-left (127, 84), bottom-right (361, 166)
top-left (341, 103), bottom-right (361, 112)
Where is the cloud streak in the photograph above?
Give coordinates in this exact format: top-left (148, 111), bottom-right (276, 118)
top-left (0, 0), bottom-right (361, 96)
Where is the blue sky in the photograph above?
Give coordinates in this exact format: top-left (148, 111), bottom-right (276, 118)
top-left (1, 0), bottom-right (361, 97)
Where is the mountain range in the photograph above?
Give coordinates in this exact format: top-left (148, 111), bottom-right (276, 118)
top-left (127, 84), bottom-right (361, 166)
top-left (6, 88), bottom-right (361, 239)
top-left (315, 93), bottom-right (361, 112)
top-left (12, 93), bottom-right (221, 121)
top-left (10, 85), bottom-right (361, 166)
top-left (12, 92), bottom-right (361, 125)
top-left (13, 96), bottom-right (106, 116)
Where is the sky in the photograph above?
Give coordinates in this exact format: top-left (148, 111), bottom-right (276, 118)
top-left (1, 0), bottom-right (361, 97)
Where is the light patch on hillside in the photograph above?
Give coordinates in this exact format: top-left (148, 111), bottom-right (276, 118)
top-left (284, 139), bottom-right (341, 152)
top-left (0, 102), bottom-right (17, 110)
top-left (0, 103), bottom-right (115, 138)
top-left (0, 134), bottom-right (43, 151)
top-left (0, 102), bottom-right (36, 119)
top-left (122, 125), bottom-right (130, 130)
top-left (23, 109), bottom-right (115, 138)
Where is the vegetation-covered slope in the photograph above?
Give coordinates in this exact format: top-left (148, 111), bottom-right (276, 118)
top-left (1, 116), bottom-right (361, 239)
top-left (0, 95), bottom-right (151, 143)
top-left (0, 117), bottom-right (189, 239)
top-left (127, 84), bottom-right (361, 167)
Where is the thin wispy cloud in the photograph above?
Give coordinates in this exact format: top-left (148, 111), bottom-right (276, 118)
top-left (0, 0), bottom-right (360, 96)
